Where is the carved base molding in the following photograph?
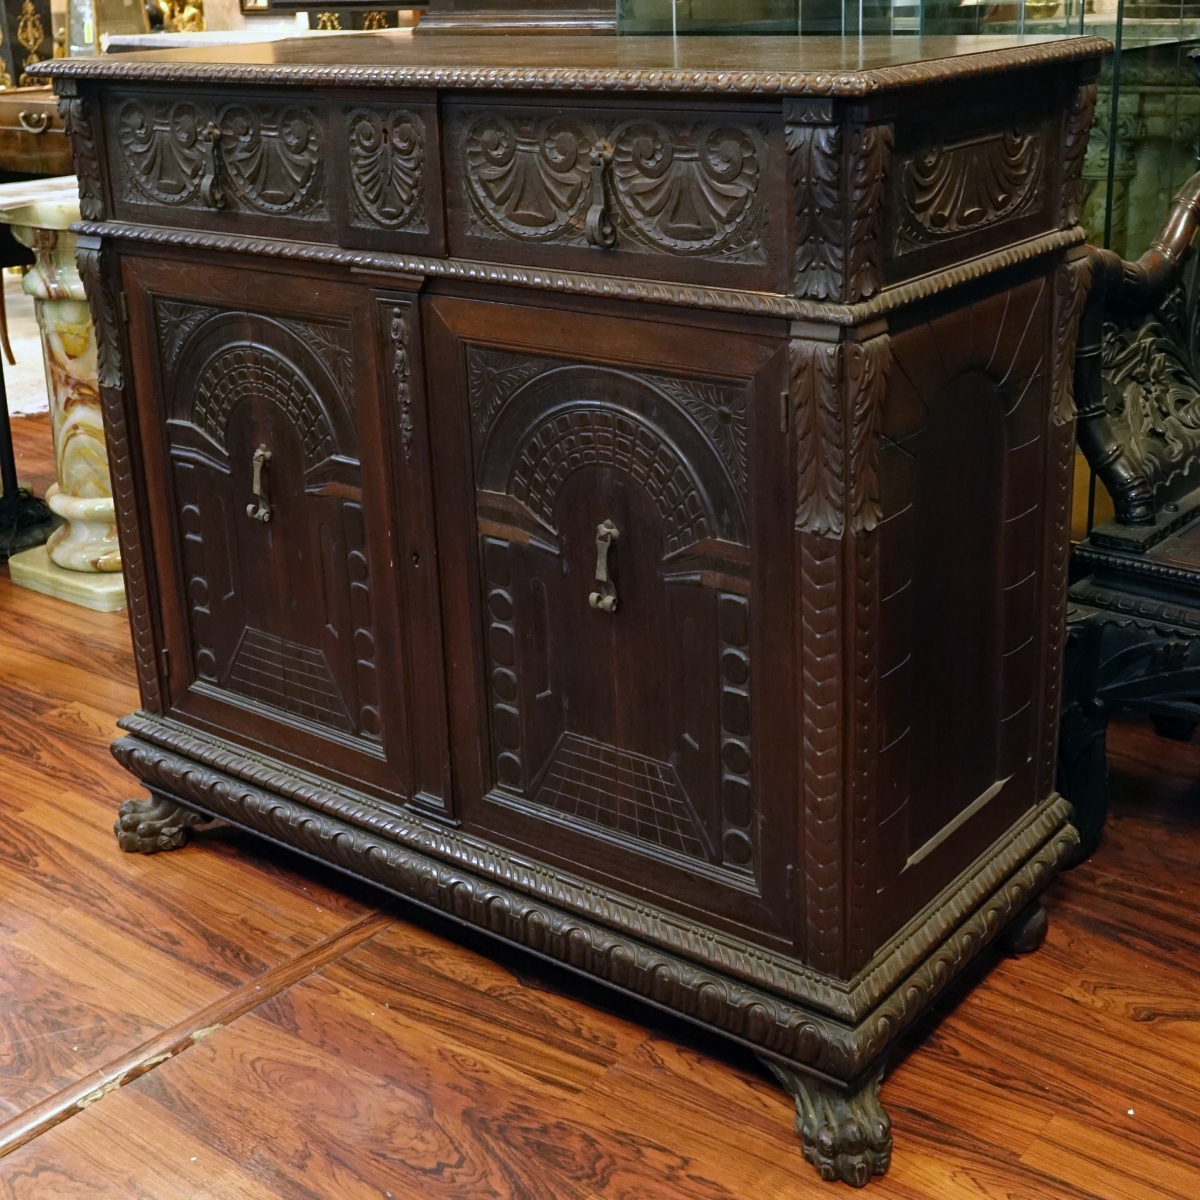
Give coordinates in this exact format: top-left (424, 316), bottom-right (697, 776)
top-left (111, 722), bottom-right (1077, 1092)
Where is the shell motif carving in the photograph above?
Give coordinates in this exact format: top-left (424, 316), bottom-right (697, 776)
top-left (461, 111), bottom-right (766, 261)
top-left (609, 121), bottom-right (764, 258)
top-left (116, 98), bottom-right (324, 217)
top-left (347, 108), bottom-right (425, 230)
top-left (896, 127), bottom-right (1042, 252)
top-left (464, 113), bottom-right (596, 241)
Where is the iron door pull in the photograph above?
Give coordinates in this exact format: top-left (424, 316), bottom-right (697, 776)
top-left (246, 445), bottom-right (272, 522)
top-left (200, 121), bottom-right (226, 210)
top-left (588, 519), bottom-right (619, 612)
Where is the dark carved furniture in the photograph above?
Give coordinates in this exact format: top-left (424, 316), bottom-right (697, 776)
top-left (1059, 170), bottom-right (1200, 857)
top-left (40, 32), bottom-right (1106, 1187)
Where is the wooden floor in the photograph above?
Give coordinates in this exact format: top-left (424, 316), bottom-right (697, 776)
top-left (2, 414), bottom-right (1198, 1199)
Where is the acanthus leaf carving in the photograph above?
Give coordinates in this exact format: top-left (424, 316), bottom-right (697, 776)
top-left (845, 335), bottom-right (892, 534)
top-left (650, 375), bottom-right (750, 495)
top-left (1061, 81), bottom-right (1098, 227)
top-left (155, 298), bottom-right (219, 374)
top-left (347, 108), bottom-right (425, 231)
top-left (792, 338), bottom-right (844, 536)
top-left (57, 91), bottom-right (105, 220)
top-left (846, 124), bottom-right (892, 301)
top-left (787, 120), bottom-right (844, 302)
top-left (896, 126), bottom-right (1041, 253)
top-left (76, 242), bottom-right (123, 390)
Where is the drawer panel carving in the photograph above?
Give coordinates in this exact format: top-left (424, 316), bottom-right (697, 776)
top-left (115, 97), bottom-right (326, 218)
top-left (346, 106), bottom-right (427, 233)
top-left (446, 102), bottom-right (787, 290)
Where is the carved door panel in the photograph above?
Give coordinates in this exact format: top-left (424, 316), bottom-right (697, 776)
top-left (426, 293), bottom-right (796, 951)
top-left (123, 256), bottom-right (421, 801)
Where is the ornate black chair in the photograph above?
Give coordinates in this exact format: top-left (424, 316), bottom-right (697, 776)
top-left (1059, 170), bottom-right (1200, 858)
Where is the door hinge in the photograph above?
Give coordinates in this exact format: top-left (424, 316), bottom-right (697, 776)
top-left (779, 389), bottom-right (789, 434)
top-left (118, 291), bottom-right (129, 324)
top-left (785, 863), bottom-right (794, 901)
top-left (160, 647), bottom-right (170, 677)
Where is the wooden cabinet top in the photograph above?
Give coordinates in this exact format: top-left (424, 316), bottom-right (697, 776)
top-left (34, 32), bottom-right (1109, 96)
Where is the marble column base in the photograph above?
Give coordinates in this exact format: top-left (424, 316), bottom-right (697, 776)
top-left (8, 544), bottom-right (127, 612)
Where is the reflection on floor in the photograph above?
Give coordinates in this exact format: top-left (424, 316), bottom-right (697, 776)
top-left (0, 413), bottom-right (1198, 1199)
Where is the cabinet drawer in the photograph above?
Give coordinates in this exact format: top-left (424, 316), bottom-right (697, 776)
top-left (0, 87), bottom-right (71, 176)
top-left (444, 98), bottom-right (791, 292)
top-left (104, 89), bottom-right (445, 255)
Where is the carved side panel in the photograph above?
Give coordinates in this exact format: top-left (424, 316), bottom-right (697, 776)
top-left (894, 127), bottom-right (1043, 254)
top-left (346, 108), bottom-right (426, 232)
top-left (114, 97), bottom-right (326, 219)
top-left (455, 108), bottom-right (769, 265)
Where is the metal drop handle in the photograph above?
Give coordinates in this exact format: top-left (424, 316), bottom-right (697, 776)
top-left (17, 110), bottom-right (49, 135)
top-left (246, 445), bottom-right (272, 523)
top-left (199, 121), bottom-right (226, 210)
top-left (588, 519), bottom-right (619, 612)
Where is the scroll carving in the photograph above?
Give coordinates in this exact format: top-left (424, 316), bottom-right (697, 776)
top-left (57, 91), bottom-right (104, 220)
top-left (896, 128), bottom-right (1041, 252)
top-left (116, 98), bottom-right (325, 217)
top-left (1061, 81), bottom-right (1098, 227)
top-left (347, 108), bottom-right (425, 230)
top-left (460, 110), bottom-right (766, 262)
top-left (792, 339), bottom-right (843, 536)
top-left (1050, 256), bottom-right (1091, 426)
top-left (787, 121), bottom-right (843, 301)
top-left (846, 125), bottom-right (892, 302)
top-left (388, 304), bottom-right (414, 461)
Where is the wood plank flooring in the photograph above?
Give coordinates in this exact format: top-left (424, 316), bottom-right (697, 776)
top-left (2, 413), bottom-right (1198, 1198)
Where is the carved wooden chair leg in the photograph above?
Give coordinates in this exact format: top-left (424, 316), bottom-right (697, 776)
top-left (763, 1059), bottom-right (891, 1188)
top-left (114, 791), bottom-right (210, 853)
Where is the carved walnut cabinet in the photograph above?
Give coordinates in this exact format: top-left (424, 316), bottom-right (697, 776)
top-left (40, 31), bottom-right (1105, 1187)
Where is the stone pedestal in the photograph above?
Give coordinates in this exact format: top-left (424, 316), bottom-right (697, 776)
top-left (0, 176), bottom-right (125, 611)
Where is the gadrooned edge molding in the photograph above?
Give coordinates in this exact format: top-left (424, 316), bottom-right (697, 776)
top-left (33, 37), bottom-right (1111, 97)
top-left (111, 731), bottom-right (1078, 1083)
top-left (73, 219), bottom-right (1087, 327)
top-left (119, 711), bottom-right (1073, 1025)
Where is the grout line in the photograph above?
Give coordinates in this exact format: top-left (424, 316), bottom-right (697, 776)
top-left (0, 909), bottom-right (391, 1160)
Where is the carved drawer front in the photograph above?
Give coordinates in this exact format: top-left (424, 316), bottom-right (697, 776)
top-left (426, 294), bottom-right (795, 950)
top-left (444, 100), bottom-right (789, 292)
top-left (104, 90), bottom-right (445, 254)
top-left (124, 258), bottom-right (416, 799)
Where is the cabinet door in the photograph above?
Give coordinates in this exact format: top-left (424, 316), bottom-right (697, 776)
top-left (123, 256), bottom-right (422, 801)
top-left (426, 292), bottom-right (795, 950)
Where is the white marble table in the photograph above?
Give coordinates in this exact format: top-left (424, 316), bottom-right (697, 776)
top-left (0, 175), bottom-right (125, 611)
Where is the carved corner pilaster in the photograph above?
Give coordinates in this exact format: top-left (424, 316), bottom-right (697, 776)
top-left (1061, 79), bottom-right (1098, 228)
top-left (765, 1059), bottom-right (892, 1187)
top-left (79, 238), bottom-right (164, 716)
top-left (787, 103), bottom-right (893, 304)
top-left (56, 82), bottom-right (105, 222)
top-left (792, 327), bottom-right (891, 978)
top-left (1050, 254), bottom-right (1092, 427)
